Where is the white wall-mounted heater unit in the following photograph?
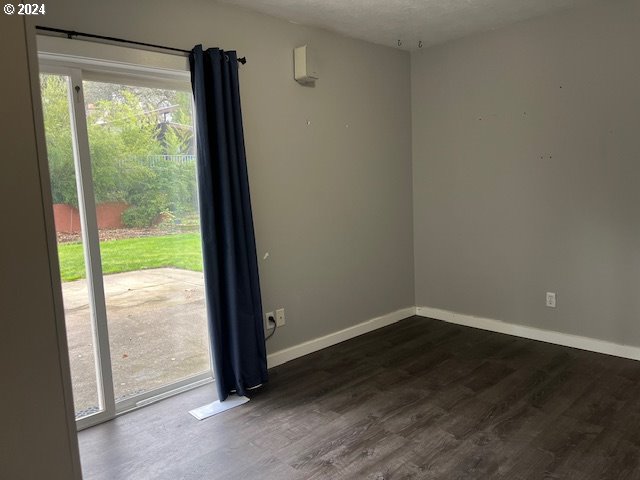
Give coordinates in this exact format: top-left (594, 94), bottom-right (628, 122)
top-left (294, 45), bottom-right (319, 85)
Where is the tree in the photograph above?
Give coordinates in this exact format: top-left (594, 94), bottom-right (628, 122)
top-left (40, 74), bottom-right (198, 228)
top-left (40, 74), bottom-right (77, 205)
top-left (87, 89), bottom-right (163, 205)
top-left (163, 91), bottom-right (194, 156)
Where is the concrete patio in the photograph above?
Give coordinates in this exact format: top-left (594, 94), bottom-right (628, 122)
top-left (61, 268), bottom-right (211, 417)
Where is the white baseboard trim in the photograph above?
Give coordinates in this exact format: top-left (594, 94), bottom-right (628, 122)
top-left (267, 307), bottom-right (417, 369)
top-left (416, 306), bottom-right (640, 362)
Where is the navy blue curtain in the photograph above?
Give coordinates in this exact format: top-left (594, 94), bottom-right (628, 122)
top-left (189, 45), bottom-right (268, 401)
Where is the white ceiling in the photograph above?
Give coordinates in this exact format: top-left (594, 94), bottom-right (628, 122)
top-left (217, 0), bottom-right (596, 50)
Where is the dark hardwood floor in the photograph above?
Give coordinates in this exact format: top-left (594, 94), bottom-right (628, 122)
top-left (78, 316), bottom-right (640, 479)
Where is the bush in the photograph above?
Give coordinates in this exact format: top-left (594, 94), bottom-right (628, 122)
top-left (41, 75), bottom-right (198, 226)
top-left (120, 157), bottom-right (198, 227)
top-left (122, 204), bottom-right (159, 228)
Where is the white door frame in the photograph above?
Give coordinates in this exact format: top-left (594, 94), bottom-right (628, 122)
top-left (38, 37), bottom-right (212, 430)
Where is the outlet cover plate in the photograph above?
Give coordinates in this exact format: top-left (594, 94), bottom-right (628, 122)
top-left (265, 312), bottom-right (274, 330)
top-left (546, 292), bottom-right (556, 308)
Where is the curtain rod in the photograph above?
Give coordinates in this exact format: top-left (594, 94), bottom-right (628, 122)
top-left (35, 26), bottom-right (247, 64)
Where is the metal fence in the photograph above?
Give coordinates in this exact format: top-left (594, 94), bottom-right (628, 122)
top-left (144, 154), bottom-right (196, 165)
top-left (120, 154), bottom-right (197, 167)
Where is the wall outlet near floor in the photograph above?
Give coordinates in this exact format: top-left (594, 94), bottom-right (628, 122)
top-left (546, 292), bottom-right (557, 308)
top-left (275, 308), bottom-right (286, 327)
top-left (265, 312), bottom-right (275, 330)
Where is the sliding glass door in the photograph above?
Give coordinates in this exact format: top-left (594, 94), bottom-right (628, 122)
top-left (39, 62), bottom-right (211, 428)
top-left (41, 72), bottom-right (109, 422)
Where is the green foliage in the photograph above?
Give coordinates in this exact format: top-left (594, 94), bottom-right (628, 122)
top-left (40, 75), bottom-right (197, 226)
top-left (87, 89), bottom-right (163, 209)
top-left (120, 156), bottom-right (198, 227)
top-left (163, 92), bottom-right (193, 156)
top-left (41, 75), bottom-right (78, 205)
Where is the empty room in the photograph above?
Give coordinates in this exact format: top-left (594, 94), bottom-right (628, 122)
top-left (2, 0), bottom-right (640, 478)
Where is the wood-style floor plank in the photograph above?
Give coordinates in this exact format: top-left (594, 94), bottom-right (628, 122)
top-left (78, 316), bottom-right (640, 479)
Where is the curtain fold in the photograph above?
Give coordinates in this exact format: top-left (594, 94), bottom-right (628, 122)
top-left (189, 45), bottom-right (268, 401)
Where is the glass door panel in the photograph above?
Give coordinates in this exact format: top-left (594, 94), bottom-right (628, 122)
top-left (40, 64), bottom-right (211, 427)
top-left (82, 80), bottom-right (210, 405)
top-left (40, 73), bottom-right (103, 419)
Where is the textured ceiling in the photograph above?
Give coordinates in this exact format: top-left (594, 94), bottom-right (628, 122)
top-left (217, 0), bottom-right (596, 50)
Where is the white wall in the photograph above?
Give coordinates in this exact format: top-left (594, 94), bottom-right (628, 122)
top-left (0, 17), bottom-right (81, 480)
top-left (412, 0), bottom-right (640, 346)
top-left (37, 0), bottom-right (415, 353)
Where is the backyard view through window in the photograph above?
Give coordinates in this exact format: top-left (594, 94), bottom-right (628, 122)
top-left (41, 72), bottom-right (211, 420)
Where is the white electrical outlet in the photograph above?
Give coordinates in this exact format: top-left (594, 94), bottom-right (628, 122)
top-left (275, 308), bottom-right (286, 327)
top-left (264, 312), bottom-right (275, 330)
top-left (546, 292), bottom-right (556, 308)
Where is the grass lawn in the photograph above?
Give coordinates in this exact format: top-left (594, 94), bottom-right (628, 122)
top-left (58, 233), bottom-right (203, 282)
